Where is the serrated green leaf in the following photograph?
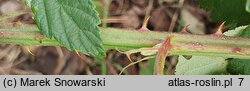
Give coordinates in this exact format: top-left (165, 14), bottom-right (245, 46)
top-left (224, 25), bottom-right (250, 38)
top-left (176, 56), bottom-right (228, 75)
top-left (223, 25), bottom-right (248, 36)
top-left (31, 0), bottom-right (105, 57)
top-left (224, 25), bottom-right (250, 37)
top-left (199, 0), bottom-right (250, 28)
top-left (93, 0), bottom-right (102, 14)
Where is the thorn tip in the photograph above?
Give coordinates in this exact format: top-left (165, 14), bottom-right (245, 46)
top-left (138, 16), bottom-right (151, 32)
top-left (214, 22), bottom-right (226, 35)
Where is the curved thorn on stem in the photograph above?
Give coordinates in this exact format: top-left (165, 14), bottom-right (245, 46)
top-left (138, 16), bottom-right (151, 32)
top-left (214, 21), bottom-right (226, 35)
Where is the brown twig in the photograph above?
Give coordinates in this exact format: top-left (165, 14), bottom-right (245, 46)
top-left (168, 0), bottom-right (185, 32)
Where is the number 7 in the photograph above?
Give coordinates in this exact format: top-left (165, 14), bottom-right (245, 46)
top-left (238, 78), bottom-right (244, 86)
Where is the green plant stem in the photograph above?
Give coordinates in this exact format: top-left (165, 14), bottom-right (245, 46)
top-left (1, 25), bottom-right (250, 59)
top-left (102, 0), bottom-right (110, 28)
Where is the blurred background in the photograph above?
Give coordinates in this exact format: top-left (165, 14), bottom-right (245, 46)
top-left (0, 0), bottom-right (219, 75)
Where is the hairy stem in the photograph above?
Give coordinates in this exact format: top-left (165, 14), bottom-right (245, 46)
top-left (1, 25), bottom-right (250, 59)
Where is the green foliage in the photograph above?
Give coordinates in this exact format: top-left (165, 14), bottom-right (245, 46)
top-left (21, 0), bottom-right (250, 75)
top-left (241, 25), bottom-right (250, 37)
top-left (246, 0), bottom-right (250, 13)
top-left (175, 25), bottom-right (250, 75)
top-left (199, 0), bottom-right (250, 75)
top-left (224, 25), bottom-right (250, 37)
top-left (224, 25), bottom-right (250, 75)
top-left (227, 59), bottom-right (250, 75)
top-left (31, 0), bottom-right (105, 57)
top-left (93, 0), bottom-right (102, 14)
top-left (199, 0), bottom-right (250, 28)
top-left (139, 58), bottom-right (155, 75)
top-left (175, 56), bottom-right (228, 75)
top-left (223, 26), bottom-right (248, 36)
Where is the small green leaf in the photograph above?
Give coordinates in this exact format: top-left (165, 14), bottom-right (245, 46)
top-left (199, 0), bottom-right (250, 28)
top-left (31, 0), bottom-right (105, 57)
top-left (223, 25), bottom-right (248, 36)
top-left (176, 56), bottom-right (228, 75)
top-left (224, 25), bottom-right (250, 38)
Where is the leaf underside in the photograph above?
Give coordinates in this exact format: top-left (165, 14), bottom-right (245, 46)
top-left (31, 0), bottom-right (105, 57)
top-left (176, 56), bottom-right (228, 75)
